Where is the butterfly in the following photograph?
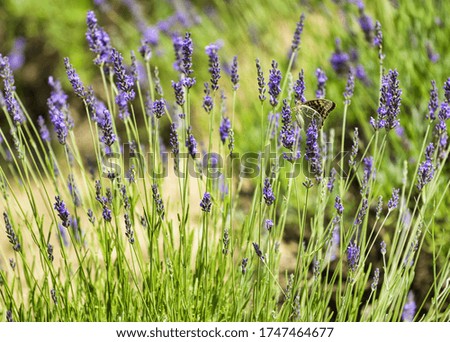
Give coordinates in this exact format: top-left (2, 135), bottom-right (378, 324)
top-left (294, 98), bottom-right (336, 129)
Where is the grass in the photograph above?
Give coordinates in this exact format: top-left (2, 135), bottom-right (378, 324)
top-left (0, 0), bottom-right (450, 322)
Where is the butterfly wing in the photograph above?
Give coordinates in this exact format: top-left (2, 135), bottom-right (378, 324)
top-left (295, 99), bottom-right (336, 129)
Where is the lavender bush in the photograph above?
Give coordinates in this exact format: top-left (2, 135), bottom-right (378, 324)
top-left (0, 1), bottom-right (449, 322)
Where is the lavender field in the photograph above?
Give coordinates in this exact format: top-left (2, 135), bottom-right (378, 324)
top-left (0, 0), bottom-right (449, 321)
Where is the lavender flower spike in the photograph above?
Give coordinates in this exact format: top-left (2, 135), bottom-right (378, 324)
top-left (417, 143), bottom-right (435, 191)
top-left (402, 291), bottom-right (416, 322)
top-left (347, 240), bottom-right (360, 272)
top-left (293, 69), bottom-right (306, 104)
top-left (64, 57), bottom-right (86, 99)
top-left (205, 42), bottom-right (221, 91)
top-left (315, 68), bottom-right (327, 99)
top-left (305, 119), bottom-right (322, 179)
top-left (98, 109), bottom-right (116, 147)
top-left (4, 212), bottom-right (21, 252)
top-left (268, 60), bottom-right (282, 107)
top-left (344, 69), bottom-right (355, 104)
top-left (291, 13), bottom-right (305, 52)
top-left (54, 196), bottom-right (71, 228)
top-left (186, 126), bottom-right (197, 158)
top-left (200, 192), bottom-right (212, 212)
top-left (0, 55), bottom-right (25, 125)
top-left (230, 56), bottom-right (239, 90)
top-left (256, 59), bottom-right (266, 102)
top-left (387, 188), bottom-right (400, 211)
top-left (427, 80), bottom-right (439, 120)
top-left (219, 116), bottom-right (231, 143)
top-left (86, 10), bottom-right (112, 65)
top-left (181, 32), bottom-right (195, 88)
top-left (280, 99), bottom-right (295, 151)
top-left (263, 178), bottom-right (276, 206)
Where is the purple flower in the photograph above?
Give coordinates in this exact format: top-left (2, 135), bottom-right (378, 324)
top-left (4, 212), bottom-right (21, 252)
top-left (102, 206), bottom-right (112, 222)
top-left (265, 219), bottom-right (274, 231)
top-left (98, 109), bottom-right (116, 147)
top-left (268, 60), bottom-right (282, 107)
top-left (0, 55), bottom-right (25, 125)
top-left (280, 99), bottom-right (295, 151)
top-left (252, 242), bottom-right (265, 261)
top-left (315, 68), bottom-right (327, 99)
top-left (330, 39), bottom-right (350, 75)
top-left (152, 98), bottom-right (166, 119)
top-left (54, 196), bottom-right (71, 228)
top-left (219, 116), bottom-right (231, 144)
top-left (293, 69), bottom-right (306, 104)
top-left (200, 192), bottom-right (212, 212)
top-left (426, 42), bottom-right (439, 63)
top-left (172, 80), bottom-right (185, 107)
top-left (85, 10), bottom-right (112, 65)
top-left (291, 13), bottom-right (305, 51)
top-left (354, 198), bottom-right (368, 226)
top-left (444, 77), bottom-right (450, 103)
top-left (344, 69), bottom-right (355, 104)
top-left (231, 56), bottom-right (239, 90)
top-left (438, 102), bottom-right (450, 121)
top-left (427, 80), bottom-right (439, 120)
top-left (48, 100), bottom-right (68, 145)
top-left (241, 258), bottom-right (248, 274)
top-left (355, 64), bottom-right (369, 84)
top-left (373, 21), bottom-right (384, 61)
top-left (256, 59), bottom-right (266, 102)
top-left (347, 240), bottom-right (360, 272)
top-left (305, 120), bottom-right (322, 179)
top-left (124, 213), bottom-right (134, 244)
top-left (112, 49), bottom-right (135, 119)
top-left (361, 156), bottom-right (374, 194)
top-left (417, 143), bottom-right (435, 191)
top-left (64, 57), bottom-right (86, 99)
top-left (169, 122), bottom-right (180, 162)
top-left (205, 42), bottom-right (221, 91)
top-left (349, 128), bottom-right (359, 167)
top-left (139, 40), bottom-right (152, 62)
top-left (388, 188), bottom-right (400, 211)
top-left (357, 2), bottom-right (374, 43)
top-left (402, 291), bottom-right (416, 322)
top-left (172, 35), bottom-right (184, 72)
top-left (8, 37), bottom-right (26, 70)
top-left (202, 82), bottom-right (213, 113)
top-left (371, 69), bottom-right (402, 130)
top-left (371, 268), bottom-right (380, 291)
top-left (181, 32), bottom-right (195, 88)
top-left (186, 126), bottom-right (197, 158)
top-left (263, 178), bottom-right (276, 206)
top-left (152, 184), bottom-right (165, 220)
top-left (37, 116), bottom-right (50, 142)
top-left (334, 196), bottom-right (344, 215)
top-left (327, 168), bottom-right (337, 192)
top-left (380, 241), bottom-right (387, 255)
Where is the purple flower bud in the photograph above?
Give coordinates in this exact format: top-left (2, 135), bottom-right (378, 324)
top-left (315, 68), bottom-right (327, 99)
top-left (172, 80), bottom-right (185, 107)
top-left (444, 77), bottom-right (450, 103)
top-left (357, 3), bottom-right (374, 43)
top-left (219, 116), bottom-right (231, 143)
top-left (8, 37), bottom-right (26, 70)
top-left (330, 38), bottom-right (350, 75)
top-left (0, 55), bottom-right (25, 125)
top-left (388, 188), bottom-right (400, 211)
top-left (265, 219), bottom-right (274, 231)
top-left (327, 168), bottom-right (337, 192)
top-left (417, 143), bottom-right (435, 191)
top-left (354, 198), bottom-right (368, 226)
top-left (263, 178), bottom-right (276, 206)
top-left (402, 291), bottom-right (416, 322)
top-left (293, 69), bottom-right (306, 104)
top-left (86, 10), bottom-right (112, 65)
top-left (252, 242), bottom-right (265, 261)
top-left (54, 196), bottom-right (71, 228)
top-left (231, 56), bottom-right (239, 90)
top-left (64, 57), bottom-right (86, 99)
top-left (268, 60), bottom-right (282, 107)
top-left (152, 98), bottom-right (166, 119)
top-left (344, 69), bottom-right (355, 104)
top-left (200, 192), bottom-right (212, 212)
top-left (347, 240), bottom-right (360, 272)
top-left (152, 184), bottom-right (165, 220)
top-left (426, 42), bottom-right (439, 63)
top-left (291, 13), bottom-right (305, 51)
top-left (256, 59), bottom-right (266, 102)
top-left (241, 258), bottom-right (248, 274)
top-left (334, 196), bottom-right (344, 215)
top-left (4, 212), bottom-right (21, 252)
top-left (205, 42), bottom-right (221, 91)
top-left (305, 120), bottom-right (322, 179)
top-left (280, 99), bottom-right (295, 151)
top-left (98, 109), bottom-right (116, 147)
top-left (427, 80), bottom-right (439, 120)
top-left (186, 126), bottom-right (197, 158)
top-left (102, 206), bottom-right (112, 222)
top-left (202, 82), bottom-right (213, 113)
top-left (361, 156), bottom-right (374, 194)
top-left (37, 115), bottom-right (50, 142)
